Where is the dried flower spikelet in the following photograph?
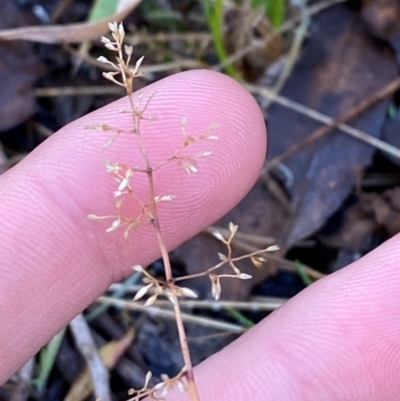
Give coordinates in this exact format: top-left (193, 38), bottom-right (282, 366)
top-left (212, 230), bottom-right (225, 242)
top-left (176, 379), bottom-right (186, 393)
top-left (132, 265), bottom-right (144, 273)
top-left (132, 56), bottom-right (145, 76)
top-left (108, 21), bottom-right (118, 34)
top-left (105, 161), bottom-right (122, 173)
top-left (87, 214), bottom-right (100, 220)
top-left (267, 244), bottom-right (280, 252)
top-left (210, 274), bottom-right (221, 301)
top-left (164, 289), bottom-right (177, 305)
top-left (144, 292), bottom-right (159, 307)
top-left (178, 286), bottom-right (198, 299)
top-left (117, 169), bottom-right (134, 192)
top-left (144, 371), bottom-right (152, 386)
top-left (229, 222), bottom-right (238, 235)
top-left (106, 218), bottom-right (121, 232)
top-left (103, 135), bottom-right (117, 149)
top-left (250, 255), bottom-right (265, 268)
top-left (85, 123), bottom-right (112, 131)
top-left (133, 283), bottom-right (153, 301)
top-left (178, 157), bottom-right (198, 174)
top-left (154, 195), bottom-right (176, 202)
top-left (124, 44), bottom-right (133, 56)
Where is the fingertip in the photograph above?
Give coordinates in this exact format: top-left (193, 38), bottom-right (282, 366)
top-left (0, 69), bottom-right (266, 382)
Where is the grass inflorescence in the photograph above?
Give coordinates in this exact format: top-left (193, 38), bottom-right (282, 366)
top-left (88, 21), bottom-right (278, 401)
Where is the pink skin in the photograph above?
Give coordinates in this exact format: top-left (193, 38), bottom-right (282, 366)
top-left (0, 70), bottom-right (399, 400)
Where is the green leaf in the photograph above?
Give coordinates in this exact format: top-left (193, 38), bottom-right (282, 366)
top-left (202, 0), bottom-right (240, 78)
top-left (251, 0), bottom-right (286, 28)
top-left (32, 328), bottom-right (66, 393)
top-left (295, 260), bottom-right (314, 286)
top-left (226, 307), bottom-right (254, 328)
top-left (89, 0), bottom-right (118, 23)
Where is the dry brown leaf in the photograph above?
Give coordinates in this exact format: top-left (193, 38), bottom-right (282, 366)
top-left (318, 200), bottom-right (377, 252)
top-left (266, 4), bottom-right (397, 248)
top-left (361, 0), bottom-right (400, 43)
top-left (361, 188), bottom-right (400, 237)
top-left (64, 329), bottom-right (134, 401)
top-left (0, 0), bottom-right (143, 44)
top-left (176, 4), bottom-right (398, 300)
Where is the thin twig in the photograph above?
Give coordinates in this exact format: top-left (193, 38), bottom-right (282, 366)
top-left (65, 43), bottom-right (206, 74)
top-left (50, 0), bottom-right (74, 23)
top-left (244, 79), bottom-right (400, 163)
top-left (69, 314), bottom-right (111, 401)
top-left (97, 296), bottom-right (247, 333)
top-left (104, 287), bottom-right (286, 312)
top-left (126, 31), bottom-right (212, 45)
top-left (265, 6), bottom-right (310, 109)
top-left (132, 102), bottom-right (201, 400)
top-left (264, 76), bottom-right (400, 170)
top-left (35, 85), bottom-right (123, 97)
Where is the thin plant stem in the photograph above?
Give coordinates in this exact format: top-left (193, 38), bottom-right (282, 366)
top-left (90, 22), bottom-right (279, 400)
top-left (125, 63), bottom-right (201, 401)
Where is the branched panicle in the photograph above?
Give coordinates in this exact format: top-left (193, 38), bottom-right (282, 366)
top-left (126, 367), bottom-right (188, 401)
top-left (87, 21), bottom-right (217, 239)
top-left (175, 222), bottom-right (280, 301)
top-left (87, 22), bottom-right (278, 401)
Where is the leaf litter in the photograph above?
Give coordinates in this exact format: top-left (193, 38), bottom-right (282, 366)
top-left (178, 2), bottom-right (400, 299)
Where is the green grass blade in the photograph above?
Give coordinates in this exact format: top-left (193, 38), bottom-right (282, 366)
top-left (226, 306), bottom-right (255, 328)
top-left (203, 0), bottom-right (239, 78)
top-left (267, 0), bottom-right (286, 28)
top-left (251, 0), bottom-right (286, 28)
top-left (295, 260), bottom-right (314, 286)
top-left (32, 327), bottom-right (66, 393)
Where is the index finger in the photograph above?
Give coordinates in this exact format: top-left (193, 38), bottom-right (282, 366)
top-left (0, 70), bottom-right (266, 382)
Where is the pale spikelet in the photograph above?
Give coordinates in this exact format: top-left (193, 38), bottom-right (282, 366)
top-left (87, 214), bottom-right (100, 220)
top-left (212, 230), bottom-right (225, 242)
top-left (210, 275), bottom-right (221, 301)
top-left (106, 218), bottom-right (121, 232)
top-left (144, 293), bottom-right (159, 307)
top-left (133, 284), bottom-right (153, 301)
top-left (154, 195), bottom-right (176, 202)
top-left (178, 287), bottom-right (198, 299)
top-left (229, 222), bottom-right (238, 235)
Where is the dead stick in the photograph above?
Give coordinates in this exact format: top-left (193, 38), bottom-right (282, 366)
top-left (265, 76), bottom-right (400, 171)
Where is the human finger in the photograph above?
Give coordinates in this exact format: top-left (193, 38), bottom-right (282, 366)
top-left (0, 70), bottom-right (266, 382)
top-left (169, 233), bottom-right (400, 400)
